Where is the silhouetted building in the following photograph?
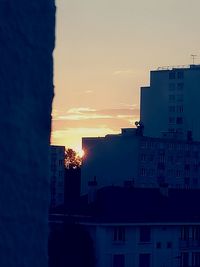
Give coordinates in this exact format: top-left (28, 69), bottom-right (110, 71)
top-left (65, 167), bottom-right (81, 210)
top-left (49, 186), bottom-right (200, 267)
top-left (141, 65), bottom-right (200, 141)
top-left (50, 146), bottom-right (65, 208)
top-left (82, 128), bottom-right (200, 194)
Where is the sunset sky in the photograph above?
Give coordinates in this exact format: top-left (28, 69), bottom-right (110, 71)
top-left (52, 0), bottom-right (200, 152)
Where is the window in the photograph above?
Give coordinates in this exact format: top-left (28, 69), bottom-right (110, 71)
top-left (169, 106), bottom-right (175, 112)
top-left (140, 168), bottom-right (146, 177)
top-left (169, 95), bottom-right (175, 102)
top-left (177, 105), bottom-right (184, 113)
top-left (113, 255), bottom-right (125, 267)
top-left (169, 83), bottom-right (175, 90)
top-left (192, 252), bottom-right (200, 267)
top-left (167, 169), bottom-right (174, 177)
top-left (180, 252), bottom-right (189, 267)
top-left (139, 226), bottom-right (151, 242)
top-left (184, 164), bottom-right (190, 171)
top-left (149, 155), bottom-right (154, 161)
top-left (59, 159), bottom-right (63, 166)
top-left (169, 117), bottom-right (175, 124)
top-left (193, 178), bottom-right (198, 186)
top-left (181, 226), bottom-right (189, 240)
top-left (177, 71), bottom-right (184, 79)
top-left (176, 94), bottom-right (184, 102)
top-left (157, 162), bottom-right (165, 170)
top-left (59, 171), bottom-right (63, 177)
top-left (169, 71), bottom-right (176, 79)
top-left (192, 226), bottom-right (200, 241)
top-left (167, 242), bottom-right (172, 248)
top-left (148, 169), bottom-right (155, 177)
top-left (113, 227), bottom-right (125, 242)
top-left (139, 254), bottom-right (151, 267)
top-left (156, 242), bottom-right (161, 249)
top-left (184, 177), bottom-right (190, 186)
top-left (176, 117), bottom-right (183, 124)
top-left (177, 82), bottom-right (184, 90)
top-left (140, 154), bottom-right (146, 162)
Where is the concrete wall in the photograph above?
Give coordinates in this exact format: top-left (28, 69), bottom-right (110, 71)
top-left (141, 66), bottom-right (200, 141)
top-left (0, 1), bottom-right (55, 266)
top-left (85, 223), bottom-right (199, 267)
top-left (82, 132), bottom-right (140, 195)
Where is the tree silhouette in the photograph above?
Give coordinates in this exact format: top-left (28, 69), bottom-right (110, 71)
top-left (65, 148), bottom-right (82, 169)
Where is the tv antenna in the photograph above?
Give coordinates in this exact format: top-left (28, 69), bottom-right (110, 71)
top-left (191, 54), bottom-right (197, 65)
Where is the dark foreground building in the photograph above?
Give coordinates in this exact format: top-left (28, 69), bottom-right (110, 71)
top-left (49, 186), bottom-right (200, 267)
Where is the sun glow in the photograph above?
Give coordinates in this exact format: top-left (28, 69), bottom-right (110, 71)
top-left (75, 148), bottom-right (85, 158)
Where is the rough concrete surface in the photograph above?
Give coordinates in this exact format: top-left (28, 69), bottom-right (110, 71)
top-left (0, 1), bottom-right (55, 266)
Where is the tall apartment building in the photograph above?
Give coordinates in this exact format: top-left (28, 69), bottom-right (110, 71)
top-left (50, 146), bottom-right (65, 208)
top-left (141, 65), bottom-right (200, 141)
top-left (82, 65), bottom-right (200, 195)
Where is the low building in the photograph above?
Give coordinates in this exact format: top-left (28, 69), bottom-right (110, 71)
top-left (82, 128), bottom-right (200, 195)
top-left (49, 186), bottom-right (200, 267)
top-left (50, 145), bottom-right (65, 209)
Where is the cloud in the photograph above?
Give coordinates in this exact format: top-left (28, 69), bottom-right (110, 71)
top-left (67, 107), bottom-right (96, 114)
top-left (51, 107), bottom-right (140, 149)
top-left (84, 90), bottom-right (93, 94)
top-left (113, 69), bottom-right (135, 76)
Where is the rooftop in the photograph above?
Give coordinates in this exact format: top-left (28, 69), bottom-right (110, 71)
top-left (156, 64), bottom-right (200, 71)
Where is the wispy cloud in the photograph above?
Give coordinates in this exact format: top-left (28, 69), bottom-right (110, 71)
top-left (51, 107), bottom-right (140, 149)
top-left (52, 107), bottom-right (139, 122)
top-left (67, 107), bottom-right (96, 114)
top-left (113, 69), bottom-right (135, 76)
top-left (84, 90), bottom-right (93, 94)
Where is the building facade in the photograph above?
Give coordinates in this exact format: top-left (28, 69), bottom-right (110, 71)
top-left (141, 65), bottom-right (200, 141)
top-left (50, 146), bottom-right (65, 208)
top-left (82, 128), bottom-right (200, 195)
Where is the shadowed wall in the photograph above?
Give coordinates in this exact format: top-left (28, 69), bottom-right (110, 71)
top-left (0, 1), bottom-right (55, 266)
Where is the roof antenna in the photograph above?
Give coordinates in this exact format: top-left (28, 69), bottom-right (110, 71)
top-left (191, 54), bottom-right (197, 65)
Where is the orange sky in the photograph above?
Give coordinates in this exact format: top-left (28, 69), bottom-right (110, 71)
top-left (51, 0), bottom-right (200, 152)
